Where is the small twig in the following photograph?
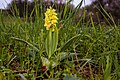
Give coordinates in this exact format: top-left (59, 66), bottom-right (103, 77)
top-left (12, 70), bottom-right (28, 74)
top-left (73, 47), bottom-right (79, 64)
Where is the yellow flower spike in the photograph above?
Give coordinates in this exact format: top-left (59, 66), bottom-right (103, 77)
top-left (44, 7), bottom-right (58, 31)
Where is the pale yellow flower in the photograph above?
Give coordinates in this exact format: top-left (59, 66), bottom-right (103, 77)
top-left (44, 7), bottom-right (58, 31)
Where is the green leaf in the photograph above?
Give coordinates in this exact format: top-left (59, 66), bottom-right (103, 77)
top-left (45, 28), bottom-right (58, 59)
top-left (52, 27), bottom-right (58, 56)
top-left (11, 37), bottom-right (39, 51)
top-left (74, 0), bottom-right (83, 13)
top-left (84, 34), bottom-right (94, 41)
top-left (63, 0), bottom-right (72, 18)
top-left (60, 34), bottom-right (81, 52)
top-left (58, 52), bottom-right (76, 61)
top-left (114, 55), bottom-right (120, 79)
top-left (48, 30), bottom-right (52, 58)
top-left (103, 56), bottom-right (112, 80)
top-left (45, 30), bottom-right (52, 59)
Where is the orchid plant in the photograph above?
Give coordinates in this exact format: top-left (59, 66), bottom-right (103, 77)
top-left (42, 6), bottom-right (81, 70)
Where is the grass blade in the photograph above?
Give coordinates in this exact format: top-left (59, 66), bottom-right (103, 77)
top-left (60, 34), bottom-right (81, 52)
top-left (11, 37), bottom-right (39, 51)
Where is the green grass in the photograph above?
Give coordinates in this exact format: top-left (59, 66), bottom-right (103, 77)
top-left (0, 1), bottom-right (120, 80)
